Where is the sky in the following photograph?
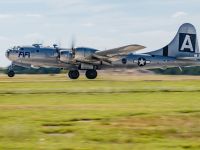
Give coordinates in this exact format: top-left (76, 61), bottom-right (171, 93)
top-left (0, 0), bottom-right (200, 67)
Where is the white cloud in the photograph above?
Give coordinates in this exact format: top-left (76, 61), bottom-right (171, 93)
top-left (24, 14), bottom-right (43, 18)
top-left (24, 33), bottom-right (44, 39)
top-left (172, 11), bottom-right (188, 18)
top-left (46, 0), bottom-right (118, 16)
top-left (0, 13), bottom-right (44, 20)
top-left (82, 22), bottom-right (95, 27)
top-left (47, 0), bottom-right (85, 8)
top-left (0, 14), bottom-right (13, 19)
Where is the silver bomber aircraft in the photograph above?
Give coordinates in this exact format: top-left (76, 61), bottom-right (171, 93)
top-left (5, 23), bottom-right (200, 79)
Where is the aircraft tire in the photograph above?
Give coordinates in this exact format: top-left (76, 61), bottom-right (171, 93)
top-left (68, 70), bottom-right (80, 79)
top-left (7, 70), bottom-right (15, 78)
top-left (85, 70), bottom-right (97, 79)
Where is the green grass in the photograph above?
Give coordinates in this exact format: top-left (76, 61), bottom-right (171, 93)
top-left (0, 74), bottom-right (200, 150)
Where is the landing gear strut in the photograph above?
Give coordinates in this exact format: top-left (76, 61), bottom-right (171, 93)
top-left (85, 70), bottom-right (97, 79)
top-left (68, 70), bottom-right (80, 79)
top-left (7, 64), bottom-right (15, 78)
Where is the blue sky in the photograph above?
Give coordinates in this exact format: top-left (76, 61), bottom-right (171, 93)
top-left (0, 0), bottom-right (200, 67)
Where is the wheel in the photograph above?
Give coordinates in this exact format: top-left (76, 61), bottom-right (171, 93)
top-left (68, 70), bottom-right (80, 79)
top-left (7, 70), bottom-right (15, 78)
top-left (85, 70), bottom-right (97, 79)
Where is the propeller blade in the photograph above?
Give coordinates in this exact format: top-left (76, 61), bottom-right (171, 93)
top-left (71, 37), bottom-right (76, 56)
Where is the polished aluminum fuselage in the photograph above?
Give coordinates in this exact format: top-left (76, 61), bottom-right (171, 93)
top-left (6, 23), bottom-right (200, 72)
top-left (6, 46), bottom-right (200, 70)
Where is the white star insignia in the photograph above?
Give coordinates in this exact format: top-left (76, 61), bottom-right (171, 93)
top-left (138, 58), bottom-right (146, 66)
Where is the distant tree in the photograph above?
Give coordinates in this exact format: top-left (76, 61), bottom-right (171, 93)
top-left (150, 66), bottom-right (200, 75)
top-left (0, 68), bottom-right (6, 74)
top-left (2, 66), bottom-right (200, 75)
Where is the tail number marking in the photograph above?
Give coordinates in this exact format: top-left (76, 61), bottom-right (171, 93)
top-left (179, 33), bottom-right (196, 53)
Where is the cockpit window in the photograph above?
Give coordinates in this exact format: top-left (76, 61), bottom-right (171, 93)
top-left (13, 47), bottom-right (17, 50)
top-left (12, 46), bottom-right (21, 51)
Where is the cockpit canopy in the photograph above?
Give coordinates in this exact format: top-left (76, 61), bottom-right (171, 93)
top-left (9, 46), bottom-right (28, 51)
top-left (8, 44), bottom-right (48, 52)
top-left (10, 46), bottom-right (21, 51)
top-left (32, 44), bottom-right (42, 48)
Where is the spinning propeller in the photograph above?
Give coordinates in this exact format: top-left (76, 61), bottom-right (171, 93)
top-left (70, 38), bottom-right (76, 58)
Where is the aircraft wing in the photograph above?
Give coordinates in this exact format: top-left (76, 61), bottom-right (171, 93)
top-left (95, 44), bottom-right (146, 57)
top-left (90, 53), bottom-right (126, 64)
top-left (76, 44), bottom-right (145, 64)
top-left (73, 44), bottom-right (145, 65)
top-left (90, 44), bottom-right (145, 63)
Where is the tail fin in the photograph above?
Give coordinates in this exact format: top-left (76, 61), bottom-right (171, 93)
top-left (148, 23), bottom-right (199, 58)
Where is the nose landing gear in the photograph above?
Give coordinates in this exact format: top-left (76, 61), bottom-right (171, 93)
top-left (7, 70), bottom-right (15, 78)
top-left (7, 64), bottom-right (15, 78)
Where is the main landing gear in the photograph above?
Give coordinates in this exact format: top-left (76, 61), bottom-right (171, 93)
top-left (68, 70), bottom-right (98, 80)
top-left (68, 70), bottom-right (80, 79)
top-left (85, 69), bottom-right (97, 79)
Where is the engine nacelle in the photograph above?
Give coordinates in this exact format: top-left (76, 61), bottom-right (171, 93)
top-left (60, 50), bottom-right (73, 62)
top-left (75, 47), bottom-right (98, 59)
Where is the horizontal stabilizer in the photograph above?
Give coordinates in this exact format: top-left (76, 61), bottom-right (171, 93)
top-left (176, 57), bottom-right (200, 61)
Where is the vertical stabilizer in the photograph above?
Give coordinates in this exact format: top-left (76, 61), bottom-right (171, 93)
top-left (148, 23), bottom-right (199, 58)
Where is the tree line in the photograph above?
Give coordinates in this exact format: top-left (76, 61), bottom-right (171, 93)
top-left (0, 66), bottom-right (61, 74)
top-left (1, 66), bottom-right (200, 75)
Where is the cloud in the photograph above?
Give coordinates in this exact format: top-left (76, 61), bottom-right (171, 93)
top-left (46, 0), bottom-right (119, 17)
top-left (47, 0), bottom-right (85, 9)
top-left (0, 13), bottom-right (44, 19)
top-left (0, 14), bottom-right (13, 19)
top-left (24, 14), bottom-right (43, 18)
top-left (172, 11), bottom-right (188, 18)
top-left (24, 33), bottom-right (44, 39)
top-left (82, 22), bottom-right (95, 27)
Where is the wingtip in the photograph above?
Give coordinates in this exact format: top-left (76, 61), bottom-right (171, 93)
top-left (131, 44), bottom-right (146, 48)
top-left (134, 44), bottom-right (146, 49)
top-left (141, 45), bottom-right (146, 49)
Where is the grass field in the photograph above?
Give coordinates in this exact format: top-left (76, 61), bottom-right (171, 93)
top-left (0, 73), bottom-right (200, 150)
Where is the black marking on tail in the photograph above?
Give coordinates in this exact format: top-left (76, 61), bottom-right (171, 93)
top-left (163, 46), bottom-right (168, 56)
